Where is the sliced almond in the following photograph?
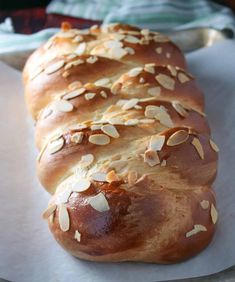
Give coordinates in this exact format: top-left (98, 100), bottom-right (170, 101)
top-left (72, 35), bottom-right (83, 43)
top-left (45, 60), bottom-right (65, 74)
top-left (74, 230), bottom-right (81, 242)
top-left (57, 31), bottom-right (75, 38)
top-left (110, 47), bottom-right (128, 59)
top-left (72, 178), bottom-right (91, 192)
top-left (40, 107), bottom-right (53, 119)
top-left (200, 200), bottom-right (209, 209)
top-left (155, 73), bottom-right (175, 91)
top-left (125, 47), bottom-right (135, 55)
top-left (106, 170), bottom-right (120, 183)
top-left (111, 82), bottom-right (122, 95)
top-left (85, 93), bottom-right (96, 100)
top-left (144, 149), bottom-right (160, 167)
top-left (62, 71), bottom-right (70, 78)
top-left (42, 204), bottom-right (57, 219)
top-left (124, 119), bottom-right (139, 126)
top-left (86, 56), bottom-right (98, 64)
top-left (155, 47), bottom-right (162, 54)
top-left (80, 154), bottom-right (94, 168)
top-left (90, 172), bottom-right (107, 182)
top-left (68, 81), bottom-right (82, 90)
top-left (94, 78), bottom-right (110, 87)
top-left (30, 66), bottom-right (44, 80)
top-left (63, 88), bottom-right (86, 100)
top-left (156, 110), bottom-right (173, 128)
top-left (172, 101), bottom-right (188, 117)
top-left (100, 90), bottom-right (107, 98)
top-left (53, 100), bottom-right (73, 112)
top-left (147, 87), bottom-right (161, 97)
top-left (124, 35), bottom-right (140, 44)
top-left (37, 142), bottom-right (48, 162)
top-left (211, 203), bottom-right (218, 224)
top-left (144, 63), bottom-right (155, 74)
top-left (89, 134), bottom-right (110, 145)
top-left (69, 124), bottom-right (87, 131)
top-left (75, 42), bottom-right (86, 55)
top-left (139, 77), bottom-right (145, 83)
top-left (153, 35), bottom-right (170, 42)
top-left (167, 130), bottom-right (189, 146)
top-left (58, 203), bottom-right (70, 232)
top-left (128, 170), bottom-right (138, 186)
top-left (167, 65), bottom-right (177, 76)
top-left (209, 139), bottom-right (219, 152)
top-left (161, 159), bottom-right (167, 166)
top-left (122, 98), bottom-right (139, 110)
top-left (145, 105), bottom-right (161, 118)
top-left (101, 124), bottom-right (119, 138)
top-left (91, 124), bottom-right (101, 131)
top-left (166, 52), bottom-right (171, 58)
top-left (139, 119), bottom-right (155, 124)
top-left (104, 39), bottom-right (123, 49)
top-left (128, 67), bottom-right (143, 77)
top-left (141, 29), bottom-right (150, 36)
top-left (109, 117), bottom-right (124, 125)
top-left (88, 192), bottom-right (110, 212)
top-left (48, 137), bottom-right (64, 154)
top-left (186, 224), bottom-right (207, 238)
top-left (149, 135), bottom-right (165, 151)
top-left (178, 72), bottom-right (190, 83)
top-left (191, 137), bottom-right (204, 159)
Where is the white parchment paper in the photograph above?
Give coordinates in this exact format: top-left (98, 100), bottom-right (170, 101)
top-left (0, 40), bottom-right (235, 282)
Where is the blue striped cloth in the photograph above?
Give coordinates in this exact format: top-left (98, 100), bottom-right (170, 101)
top-left (0, 0), bottom-right (234, 54)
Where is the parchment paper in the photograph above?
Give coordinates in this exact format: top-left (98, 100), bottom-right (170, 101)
top-left (0, 39), bottom-right (235, 282)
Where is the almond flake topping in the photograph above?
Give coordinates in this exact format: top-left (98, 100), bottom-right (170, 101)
top-left (153, 35), bottom-right (170, 42)
top-left (106, 170), bottom-right (120, 183)
top-left (57, 31), bottom-right (75, 38)
top-left (42, 204), bottom-right (57, 219)
top-left (124, 119), bottom-right (139, 126)
top-left (178, 72), bottom-right (190, 83)
top-left (72, 35), bottom-right (83, 43)
top-left (89, 134), bottom-right (110, 145)
top-left (122, 98), bottom-right (139, 110)
top-left (148, 87), bottom-right (161, 97)
top-left (156, 108), bottom-right (174, 128)
top-left (124, 35), bottom-right (140, 44)
top-left (72, 177), bottom-right (91, 192)
top-left (125, 47), bottom-right (135, 55)
top-left (71, 132), bottom-right (84, 144)
top-left (109, 47), bottom-right (128, 59)
top-left (53, 100), bottom-right (73, 112)
top-left (101, 124), bottom-right (119, 138)
top-left (40, 107), bottom-right (53, 119)
top-left (139, 119), bottom-right (155, 124)
top-left (68, 81), bottom-right (82, 90)
top-left (48, 137), bottom-right (64, 154)
top-left (88, 192), bottom-right (110, 212)
top-left (80, 154), bottom-right (94, 168)
top-left (139, 77), bottom-right (145, 83)
top-left (90, 172), bottom-right (107, 182)
top-left (75, 42), bottom-right (86, 55)
top-left (155, 47), bottom-right (162, 54)
top-left (166, 52), bottom-right (171, 58)
top-left (155, 73), bottom-right (175, 90)
top-left (167, 65), bottom-right (177, 76)
top-left (58, 203), bottom-right (70, 232)
top-left (100, 90), bottom-right (108, 98)
top-left (209, 139), bottom-right (219, 152)
top-left (161, 159), bottom-right (167, 166)
top-left (141, 29), bottom-right (150, 36)
top-left (86, 56), bottom-right (98, 64)
top-left (191, 137), bottom-right (204, 159)
top-left (74, 230), bottom-right (81, 242)
top-left (45, 60), bottom-right (65, 74)
top-left (186, 224), bottom-right (207, 238)
top-left (145, 105), bottom-right (161, 118)
top-left (91, 124), bottom-right (101, 131)
top-left (30, 66), bottom-right (44, 80)
top-left (172, 101), bottom-right (188, 117)
top-left (144, 149), bottom-right (160, 167)
top-left (63, 88), bottom-right (86, 100)
top-left (104, 40), bottom-right (123, 49)
top-left (62, 71), bottom-right (70, 78)
top-left (94, 78), bottom-right (110, 87)
top-left (128, 170), bottom-right (138, 186)
top-left (167, 130), bottom-right (189, 146)
top-left (200, 200), bottom-right (209, 209)
top-left (57, 188), bottom-right (72, 204)
top-left (85, 93), bottom-right (96, 100)
top-left (149, 135), bottom-right (165, 151)
top-left (144, 63), bottom-right (155, 74)
top-left (128, 67), bottom-right (143, 77)
top-left (211, 204), bottom-right (218, 224)
top-left (69, 124), bottom-right (87, 131)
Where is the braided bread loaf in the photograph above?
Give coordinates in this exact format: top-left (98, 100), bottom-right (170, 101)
top-left (23, 23), bottom-right (219, 263)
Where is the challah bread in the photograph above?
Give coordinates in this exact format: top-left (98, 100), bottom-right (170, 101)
top-left (23, 22), bottom-right (219, 263)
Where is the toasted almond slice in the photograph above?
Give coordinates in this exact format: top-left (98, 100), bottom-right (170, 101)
top-left (161, 159), bottom-right (167, 166)
top-left (209, 139), bottom-right (219, 152)
top-left (89, 134), bottom-right (110, 145)
top-left (128, 170), bottom-right (138, 186)
top-left (145, 105), bottom-right (161, 118)
top-left (147, 87), bottom-right (161, 97)
top-left (155, 47), bottom-right (162, 54)
top-left (178, 72), bottom-right (190, 83)
top-left (109, 117), bottom-right (124, 125)
top-left (100, 90), bottom-right (107, 98)
top-left (80, 154), bottom-right (94, 168)
top-left (42, 204), bottom-right (57, 219)
top-left (71, 132), bottom-right (84, 144)
top-left (91, 124), bottom-right (101, 131)
top-left (106, 170), bottom-right (120, 183)
top-left (57, 187), bottom-right (73, 204)
top-left (166, 52), bottom-right (171, 58)
top-left (172, 101), bottom-right (187, 117)
top-left (53, 100), bottom-right (73, 112)
top-left (40, 107), bottom-right (53, 119)
top-left (63, 88), bottom-right (86, 100)
top-left (200, 200), bottom-right (209, 209)
top-left (57, 31), bottom-right (75, 38)
top-left (72, 35), bottom-right (83, 43)
top-left (124, 35), bottom-right (140, 44)
top-left (69, 124), bottom-right (87, 131)
top-left (74, 230), bottom-right (81, 242)
top-left (110, 47), bottom-right (128, 59)
top-left (109, 160), bottom-right (127, 171)
top-left (90, 172), bottom-right (107, 182)
top-left (150, 135), bottom-right (165, 151)
top-left (37, 142), bottom-right (48, 162)
top-left (86, 56), bottom-right (98, 64)
top-left (122, 98), bottom-right (139, 110)
top-left (211, 203), bottom-right (218, 224)
top-left (85, 93), bottom-right (96, 100)
top-left (186, 224), bottom-right (207, 238)
top-left (156, 111), bottom-right (174, 128)
top-left (144, 63), bottom-right (155, 74)
top-left (58, 203), bottom-right (70, 232)
top-left (111, 82), bottom-right (122, 95)
top-left (139, 118), bottom-right (155, 124)
top-left (153, 35), bottom-right (170, 42)
top-left (128, 67), bottom-right (143, 77)
top-left (191, 137), bottom-right (204, 159)
top-left (30, 66), bottom-right (44, 80)
top-left (167, 65), bottom-right (177, 76)
top-left (94, 78), bottom-right (110, 87)
top-left (135, 105), bottom-right (142, 109)
top-left (62, 71), bottom-right (70, 78)
top-left (167, 130), bottom-right (189, 146)
top-left (48, 137), bottom-right (64, 154)
top-left (88, 192), bottom-right (110, 212)
top-left (144, 149), bottom-right (160, 167)
top-left (75, 42), bottom-right (86, 55)
top-left (72, 178), bottom-right (91, 192)
top-left (68, 81), bottom-right (82, 90)
top-left (139, 77), bottom-right (145, 83)
top-left (101, 124), bottom-right (119, 138)
top-left (155, 73), bottom-right (175, 90)
top-left (45, 60), bottom-right (65, 74)
top-left (66, 53), bottom-right (77, 60)
top-left (141, 29), bottom-right (150, 36)
top-left (139, 97), bottom-right (156, 103)
top-left (124, 119), bottom-right (139, 126)
top-left (104, 39), bottom-right (123, 49)
top-left (125, 47), bottom-right (135, 55)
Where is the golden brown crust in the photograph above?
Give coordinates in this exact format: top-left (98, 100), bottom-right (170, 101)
top-left (23, 23), bottom-right (218, 264)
